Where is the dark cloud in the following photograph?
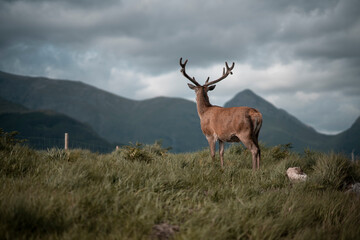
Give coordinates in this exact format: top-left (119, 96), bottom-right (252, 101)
top-left (0, 0), bottom-right (359, 133)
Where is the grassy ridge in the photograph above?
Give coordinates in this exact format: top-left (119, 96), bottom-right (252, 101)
top-left (1, 134), bottom-right (360, 239)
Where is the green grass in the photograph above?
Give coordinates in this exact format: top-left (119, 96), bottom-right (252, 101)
top-left (1, 133), bottom-right (360, 239)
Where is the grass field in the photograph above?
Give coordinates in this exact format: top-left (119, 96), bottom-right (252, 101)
top-left (1, 131), bottom-right (360, 239)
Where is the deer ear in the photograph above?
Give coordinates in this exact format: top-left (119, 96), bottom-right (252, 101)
top-left (208, 85), bottom-right (216, 91)
top-left (187, 83), bottom-right (196, 90)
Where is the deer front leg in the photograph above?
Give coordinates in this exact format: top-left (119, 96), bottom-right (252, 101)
top-left (206, 136), bottom-right (216, 162)
top-left (219, 140), bottom-right (225, 168)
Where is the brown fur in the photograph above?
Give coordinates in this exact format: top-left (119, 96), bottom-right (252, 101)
top-left (194, 87), bottom-right (262, 169)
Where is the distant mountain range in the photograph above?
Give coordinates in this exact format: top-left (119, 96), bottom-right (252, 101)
top-left (0, 70), bottom-right (359, 155)
top-left (0, 71), bottom-right (205, 152)
top-left (0, 97), bottom-right (113, 152)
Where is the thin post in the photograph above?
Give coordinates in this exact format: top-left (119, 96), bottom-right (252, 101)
top-left (65, 133), bottom-right (68, 150)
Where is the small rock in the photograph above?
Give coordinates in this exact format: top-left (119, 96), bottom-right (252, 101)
top-left (286, 167), bottom-right (307, 182)
top-left (150, 223), bottom-right (180, 240)
top-left (346, 182), bottom-right (360, 196)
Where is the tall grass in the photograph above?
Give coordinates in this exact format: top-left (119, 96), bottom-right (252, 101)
top-left (0, 132), bottom-right (360, 239)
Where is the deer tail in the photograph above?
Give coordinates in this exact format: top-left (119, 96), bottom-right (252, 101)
top-left (252, 112), bottom-right (263, 137)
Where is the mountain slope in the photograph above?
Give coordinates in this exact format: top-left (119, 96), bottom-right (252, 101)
top-left (224, 89), bottom-right (332, 152)
top-left (0, 97), bottom-right (113, 152)
top-left (0, 71), bottom-right (206, 152)
top-left (128, 97), bottom-right (206, 151)
top-left (333, 116), bottom-right (360, 155)
top-left (0, 97), bottom-right (28, 113)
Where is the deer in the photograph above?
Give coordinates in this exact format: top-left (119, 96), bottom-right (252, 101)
top-left (180, 58), bottom-right (262, 170)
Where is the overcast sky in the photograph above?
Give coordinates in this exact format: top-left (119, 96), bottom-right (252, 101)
top-left (0, 0), bottom-right (359, 134)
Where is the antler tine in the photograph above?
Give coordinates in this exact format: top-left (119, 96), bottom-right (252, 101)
top-left (204, 61), bottom-right (235, 86)
top-left (179, 57), bottom-right (188, 68)
top-left (179, 58), bottom-right (201, 86)
top-left (205, 76), bottom-right (210, 84)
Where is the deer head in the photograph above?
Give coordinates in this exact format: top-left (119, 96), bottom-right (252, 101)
top-left (179, 57), bottom-right (235, 93)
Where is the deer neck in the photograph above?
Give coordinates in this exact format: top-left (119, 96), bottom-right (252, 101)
top-left (195, 88), bottom-right (212, 116)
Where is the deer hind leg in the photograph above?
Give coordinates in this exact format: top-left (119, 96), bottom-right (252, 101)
top-left (254, 138), bottom-right (261, 169)
top-left (238, 134), bottom-right (260, 170)
top-left (254, 128), bottom-right (261, 169)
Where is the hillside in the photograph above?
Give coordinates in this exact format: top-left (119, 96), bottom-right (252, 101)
top-left (0, 71), bottom-right (206, 152)
top-left (0, 97), bottom-right (113, 152)
top-left (0, 97), bottom-right (28, 113)
top-left (333, 116), bottom-right (360, 155)
top-left (129, 97), bottom-right (207, 151)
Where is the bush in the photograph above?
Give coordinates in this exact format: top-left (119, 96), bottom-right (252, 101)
top-left (122, 142), bottom-right (153, 163)
top-left (284, 150), bottom-right (318, 173)
top-left (271, 143), bottom-right (292, 160)
top-left (312, 153), bottom-right (353, 190)
top-left (0, 128), bottom-right (26, 151)
top-left (143, 140), bottom-right (171, 157)
top-left (0, 145), bottom-right (38, 178)
top-left (0, 129), bottom-right (38, 178)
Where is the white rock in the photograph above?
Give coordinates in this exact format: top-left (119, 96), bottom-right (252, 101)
top-left (351, 183), bottom-right (360, 194)
top-left (286, 167), bottom-right (307, 182)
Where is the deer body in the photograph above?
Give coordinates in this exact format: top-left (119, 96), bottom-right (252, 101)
top-left (200, 106), bottom-right (261, 143)
top-left (180, 58), bottom-right (262, 169)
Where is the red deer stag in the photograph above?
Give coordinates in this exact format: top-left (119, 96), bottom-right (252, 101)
top-left (180, 58), bottom-right (262, 169)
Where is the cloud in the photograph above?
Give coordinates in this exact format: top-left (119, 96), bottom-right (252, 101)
top-left (0, 0), bottom-right (359, 133)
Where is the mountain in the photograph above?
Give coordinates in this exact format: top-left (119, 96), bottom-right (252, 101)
top-left (0, 70), bottom-right (358, 155)
top-left (224, 90), bottom-right (327, 152)
top-left (0, 97), bottom-right (28, 113)
top-left (333, 116), bottom-right (360, 155)
top-left (0, 71), bottom-right (206, 152)
top-left (126, 97), bottom-right (206, 151)
top-left (0, 97), bottom-right (114, 152)
top-left (224, 89), bottom-right (359, 154)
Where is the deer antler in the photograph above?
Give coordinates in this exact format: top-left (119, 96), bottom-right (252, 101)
top-left (204, 62), bottom-right (235, 86)
top-left (180, 58), bottom-right (201, 86)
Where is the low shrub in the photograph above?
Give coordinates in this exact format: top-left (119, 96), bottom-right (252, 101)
top-left (270, 143), bottom-right (293, 160)
top-left (121, 142), bottom-right (153, 163)
top-left (0, 128), bottom-right (26, 151)
top-left (143, 140), bottom-right (171, 157)
top-left (312, 153), bottom-right (354, 190)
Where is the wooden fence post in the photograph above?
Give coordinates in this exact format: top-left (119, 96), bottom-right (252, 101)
top-left (65, 133), bottom-right (68, 150)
